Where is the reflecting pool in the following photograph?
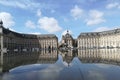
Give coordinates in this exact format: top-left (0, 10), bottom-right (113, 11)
top-left (1, 54), bottom-right (120, 80)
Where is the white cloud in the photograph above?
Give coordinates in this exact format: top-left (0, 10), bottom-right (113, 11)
top-left (70, 5), bottom-right (83, 20)
top-left (38, 17), bottom-right (62, 33)
top-left (0, 12), bottom-right (15, 28)
top-left (93, 27), bottom-right (110, 32)
top-left (86, 10), bottom-right (105, 26)
top-left (0, 0), bottom-right (41, 10)
top-left (62, 30), bottom-right (72, 35)
top-left (87, 18), bottom-right (105, 26)
top-left (25, 20), bottom-right (36, 29)
top-left (0, 1), bottom-right (27, 9)
top-left (106, 2), bottom-right (120, 9)
top-left (94, 26), bottom-right (120, 32)
top-left (37, 9), bottom-right (42, 17)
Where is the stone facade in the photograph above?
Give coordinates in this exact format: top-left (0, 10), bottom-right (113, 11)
top-left (60, 30), bottom-right (74, 47)
top-left (0, 21), bottom-right (58, 72)
top-left (0, 21), bottom-right (58, 53)
top-left (59, 30), bottom-right (75, 57)
top-left (78, 29), bottom-right (120, 62)
top-left (1, 19), bottom-right (120, 71)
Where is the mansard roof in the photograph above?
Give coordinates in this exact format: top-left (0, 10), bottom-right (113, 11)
top-left (62, 33), bottom-right (73, 39)
top-left (78, 32), bottom-right (100, 38)
top-left (99, 28), bottom-right (120, 35)
top-left (62, 30), bottom-right (73, 39)
top-left (78, 28), bottom-right (120, 38)
top-left (37, 34), bottom-right (57, 38)
top-left (2, 27), bottom-right (57, 39)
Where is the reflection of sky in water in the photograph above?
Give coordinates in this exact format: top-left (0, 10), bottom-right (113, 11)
top-left (1, 55), bottom-right (120, 80)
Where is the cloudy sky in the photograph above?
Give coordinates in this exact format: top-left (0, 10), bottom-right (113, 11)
top-left (0, 0), bottom-right (120, 39)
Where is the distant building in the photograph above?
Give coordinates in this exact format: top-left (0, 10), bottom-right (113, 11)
top-left (59, 28), bottom-right (120, 63)
top-left (1, 19), bottom-right (120, 72)
top-left (77, 29), bottom-right (120, 62)
top-left (0, 20), bottom-right (58, 71)
top-left (0, 20), bottom-right (58, 53)
top-left (61, 30), bottom-right (74, 47)
top-left (59, 30), bottom-right (77, 57)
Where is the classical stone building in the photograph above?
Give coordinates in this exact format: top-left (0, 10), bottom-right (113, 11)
top-left (60, 30), bottom-right (74, 47)
top-left (78, 29), bottom-right (120, 62)
top-left (0, 21), bottom-right (58, 72)
top-left (1, 19), bottom-right (120, 71)
top-left (59, 30), bottom-right (77, 57)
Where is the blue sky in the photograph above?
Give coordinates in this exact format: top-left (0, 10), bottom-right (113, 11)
top-left (0, 0), bottom-right (120, 40)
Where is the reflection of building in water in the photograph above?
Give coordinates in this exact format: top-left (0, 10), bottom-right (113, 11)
top-left (3, 50), bottom-right (58, 72)
top-left (78, 29), bottom-right (120, 62)
top-left (59, 29), bottom-right (120, 63)
top-left (0, 21), bottom-right (58, 72)
top-left (1, 19), bottom-right (120, 71)
top-left (60, 50), bottom-right (74, 65)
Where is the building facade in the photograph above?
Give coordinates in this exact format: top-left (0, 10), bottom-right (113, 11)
top-left (1, 19), bottom-right (120, 71)
top-left (0, 21), bottom-right (58, 72)
top-left (59, 30), bottom-right (76, 57)
top-left (78, 29), bottom-right (120, 62)
top-left (60, 29), bottom-right (120, 63)
top-left (60, 30), bottom-right (74, 48)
